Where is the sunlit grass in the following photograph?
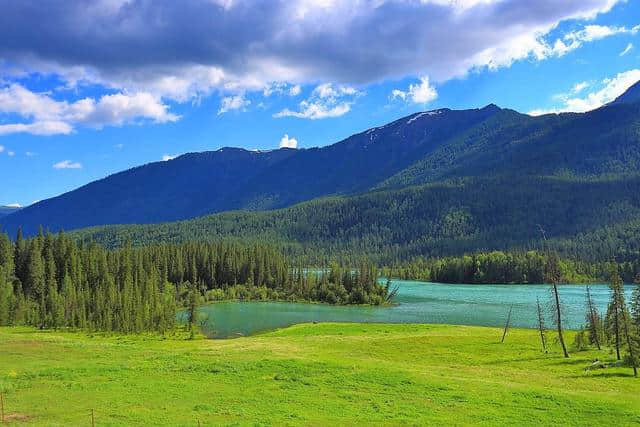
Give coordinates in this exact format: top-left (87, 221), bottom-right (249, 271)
top-left (1, 324), bottom-right (639, 425)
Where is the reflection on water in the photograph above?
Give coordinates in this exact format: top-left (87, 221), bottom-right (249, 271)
top-left (198, 281), bottom-right (636, 338)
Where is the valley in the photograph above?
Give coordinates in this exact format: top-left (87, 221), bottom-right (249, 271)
top-left (3, 2), bottom-right (640, 425)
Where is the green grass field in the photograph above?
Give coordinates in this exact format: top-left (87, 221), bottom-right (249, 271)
top-left (1, 323), bottom-right (639, 426)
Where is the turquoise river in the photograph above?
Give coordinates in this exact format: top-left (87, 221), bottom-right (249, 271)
top-left (198, 281), bottom-right (637, 338)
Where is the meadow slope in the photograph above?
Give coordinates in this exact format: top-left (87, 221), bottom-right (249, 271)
top-left (1, 324), bottom-right (639, 425)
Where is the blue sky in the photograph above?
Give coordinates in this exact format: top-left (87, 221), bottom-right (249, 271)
top-left (0, 0), bottom-right (639, 207)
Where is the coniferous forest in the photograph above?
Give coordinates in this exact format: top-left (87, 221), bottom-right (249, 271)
top-left (0, 230), bottom-right (387, 331)
top-left (383, 250), bottom-right (640, 284)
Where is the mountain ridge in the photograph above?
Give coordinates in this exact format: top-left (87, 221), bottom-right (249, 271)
top-left (0, 104), bottom-right (504, 235)
top-left (3, 81), bottom-right (640, 237)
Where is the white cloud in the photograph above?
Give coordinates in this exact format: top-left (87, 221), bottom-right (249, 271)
top-left (0, 0), bottom-right (626, 105)
top-left (0, 1), bottom-right (633, 129)
top-left (263, 82), bottom-right (302, 97)
top-left (275, 102), bottom-right (351, 120)
top-left (542, 24), bottom-right (640, 58)
top-left (0, 84), bottom-right (179, 136)
top-left (565, 24), bottom-right (638, 43)
top-left (7, 151), bottom-right (14, 156)
top-left (528, 69), bottom-right (640, 115)
top-left (391, 76), bottom-right (438, 104)
top-left (279, 134), bottom-right (298, 149)
top-left (218, 94), bottom-right (250, 114)
top-left (572, 82), bottom-right (590, 93)
top-left (274, 83), bottom-right (360, 119)
top-left (5, 203), bottom-right (21, 208)
top-left (162, 154), bottom-right (177, 161)
top-left (263, 82), bottom-right (286, 97)
top-left (620, 43), bottom-right (634, 56)
top-left (289, 85), bottom-right (302, 96)
top-left (53, 160), bottom-right (82, 169)
top-left (25, 151), bottom-right (36, 156)
top-left (469, 23), bottom-right (640, 72)
top-left (0, 121), bottom-right (73, 136)
top-left (79, 92), bottom-right (180, 128)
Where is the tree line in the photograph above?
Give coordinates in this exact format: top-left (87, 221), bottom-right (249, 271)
top-left (569, 265), bottom-right (640, 376)
top-left (0, 230), bottom-right (389, 332)
top-left (381, 250), bottom-right (640, 284)
top-left (70, 174), bottom-right (640, 267)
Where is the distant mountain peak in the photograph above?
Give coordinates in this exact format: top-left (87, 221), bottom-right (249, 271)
top-left (482, 103), bottom-right (501, 111)
top-left (611, 80), bottom-right (640, 105)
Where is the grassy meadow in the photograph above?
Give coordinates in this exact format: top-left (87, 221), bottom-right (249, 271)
top-left (1, 323), bottom-right (639, 425)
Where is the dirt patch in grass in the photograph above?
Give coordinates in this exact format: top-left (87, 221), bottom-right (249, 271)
top-left (4, 412), bottom-right (31, 423)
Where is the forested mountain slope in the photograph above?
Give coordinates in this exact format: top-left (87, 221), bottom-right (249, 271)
top-left (73, 174), bottom-right (640, 264)
top-left (4, 81), bottom-right (640, 238)
top-left (0, 105), bottom-right (502, 235)
top-left (0, 148), bottom-right (297, 236)
top-left (0, 206), bottom-right (20, 218)
top-left (380, 101), bottom-right (640, 188)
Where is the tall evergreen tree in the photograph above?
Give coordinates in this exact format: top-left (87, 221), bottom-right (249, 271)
top-left (631, 273), bottom-right (640, 335)
top-left (606, 262), bottom-right (624, 361)
top-left (585, 285), bottom-right (602, 350)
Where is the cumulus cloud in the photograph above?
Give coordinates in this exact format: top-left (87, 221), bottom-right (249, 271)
top-left (392, 76), bottom-right (438, 104)
top-left (274, 83), bottom-right (360, 119)
top-left (53, 160), bottom-right (82, 169)
top-left (0, 84), bottom-right (178, 136)
top-left (218, 94), bottom-right (250, 114)
top-left (263, 82), bottom-right (302, 98)
top-left (529, 69), bottom-right (640, 115)
top-left (279, 134), bottom-right (298, 149)
top-left (572, 82), bottom-right (590, 93)
top-left (620, 43), bottom-right (634, 56)
top-left (289, 85), bottom-right (302, 96)
top-left (0, 0), bottom-right (627, 102)
top-left (548, 24), bottom-right (639, 57)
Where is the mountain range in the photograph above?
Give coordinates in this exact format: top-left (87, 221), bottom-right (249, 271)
top-left (0, 206), bottom-right (21, 219)
top-left (3, 81), bottom-right (640, 263)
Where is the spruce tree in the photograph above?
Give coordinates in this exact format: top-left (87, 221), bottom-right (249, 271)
top-left (607, 262), bottom-right (624, 361)
top-left (631, 273), bottom-right (640, 334)
top-left (585, 285), bottom-right (602, 350)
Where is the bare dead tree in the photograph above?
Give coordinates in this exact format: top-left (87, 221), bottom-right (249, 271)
top-left (551, 282), bottom-right (570, 358)
top-left (536, 297), bottom-right (547, 352)
top-left (385, 284), bottom-right (400, 302)
top-left (538, 225), bottom-right (569, 358)
top-left (501, 304), bottom-right (513, 343)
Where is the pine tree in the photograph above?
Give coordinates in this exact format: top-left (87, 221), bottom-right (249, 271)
top-left (186, 281), bottom-right (200, 339)
top-left (607, 262), bottom-right (624, 361)
top-left (0, 266), bottom-right (14, 325)
top-left (585, 285), bottom-right (602, 350)
top-left (631, 273), bottom-right (640, 335)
